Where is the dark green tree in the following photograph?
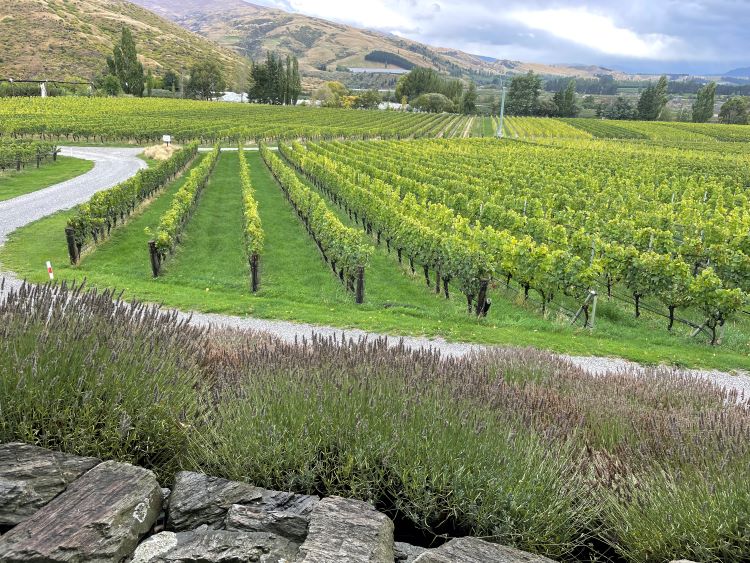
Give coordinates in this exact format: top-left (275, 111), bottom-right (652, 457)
top-left (354, 90), bottom-right (382, 109)
top-left (601, 96), bottom-right (637, 120)
top-left (692, 82), bottom-right (716, 123)
top-left (106, 27), bottom-right (144, 97)
top-left (186, 60), bottom-right (226, 101)
top-left (249, 53), bottom-right (301, 105)
top-left (718, 97), bottom-right (749, 124)
top-left (412, 92), bottom-right (455, 113)
top-left (552, 79), bottom-right (578, 117)
top-left (637, 75), bottom-right (668, 120)
top-left (163, 70), bottom-right (178, 93)
top-left (506, 71), bottom-right (542, 116)
top-left (395, 67), bottom-right (442, 101)
top-left (460, 81), bottom-right (477, 114)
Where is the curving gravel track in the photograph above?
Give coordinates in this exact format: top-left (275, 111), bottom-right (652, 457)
top-left (0, 146), bottom-right (748, 397)
top-left (0, 147), bottom-right (147, 244)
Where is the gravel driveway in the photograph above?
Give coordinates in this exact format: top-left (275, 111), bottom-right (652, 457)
top-left (0, 146), bottom-right (747, 398)
top-left (0, 147), bottom-right (146, 244)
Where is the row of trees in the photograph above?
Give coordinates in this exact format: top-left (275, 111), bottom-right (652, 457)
top-left (505, 72), bottom-right (579, 117)
top-left (100, 28), bottom-right (226, 100)
top-left (248, 52), bottom-right (302, 105)
top-left (394, 68), bottom-right (477, 114)
top-left (311, 82), bottom-right (383, 109)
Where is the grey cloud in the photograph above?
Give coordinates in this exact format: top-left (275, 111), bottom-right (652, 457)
top-left (249, 0), bottom-right (750, 73)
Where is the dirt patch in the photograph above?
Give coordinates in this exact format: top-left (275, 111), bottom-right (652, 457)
top-left (142, 144), bottom-right (181, 161)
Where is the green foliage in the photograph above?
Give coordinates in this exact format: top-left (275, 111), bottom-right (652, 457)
top-left (312, 81), bottom-right (350, 108)
top-left (395, 67), bottom-right (464, 105)
top-left (506, 71), bottom-right (542, 116)
top-left (637, 75), bottom-right (668, 121)
top-left (719, 96), bottom-right (749, 125)
top-left (238, 147), bottom-right (264, 256)
top-left (154, 144), bottom-right (220, 254)
top-left (248, 52), bottom-right (301, 105)
top-left (262, 144), bottom-right (371, 277)
top-left (597, 96), bottom-right (637, 120)
top-left (412, 92), bottom-right (455, 113)
top-left (552, 80), bottom-right (578, 117)
top-left (459, 81), bottom-right (477, 114)
top-left (99, 74), bottom-right (122, 97)
top-left (0, 97), bottom-right (462, 143)
top-left (352, 90), bottom-right (382, 110)
top-left (691, 268), bottom-right (747, 344)
top-left (68, 143), bottom-right (198, 250)
top-left (106, 27), bottom-right (144, 97)
top-left (692, 81), bottom-right (716, 123)
top-left (186, 60), bottom-right (226, 101)
top-left (0, 139), bottom-right (56, 171)
top-left (363, 50), bottom-right (415, 70)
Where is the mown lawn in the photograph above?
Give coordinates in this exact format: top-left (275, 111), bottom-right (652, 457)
top-left (1, 151), bottom-right (748, 371)
top-left (0, 156), bottom-right (93, 201)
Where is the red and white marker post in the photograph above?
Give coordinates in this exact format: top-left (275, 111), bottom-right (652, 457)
top-left (46, 261), bottom-right (54, 280)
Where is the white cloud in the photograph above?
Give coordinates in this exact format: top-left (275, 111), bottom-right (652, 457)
top-left (275, 0), bottom-right (418, 33)
top-left (508, 7), bottom-right (683, 59)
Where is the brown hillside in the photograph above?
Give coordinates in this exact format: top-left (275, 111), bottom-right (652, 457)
top-left (0, 0), bottom-right (247, 83)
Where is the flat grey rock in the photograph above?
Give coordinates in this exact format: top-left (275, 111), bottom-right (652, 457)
top-left (413, 537), bottom-right (557, 563)
top-left (225, 491), bottom-right (319, 542)
top-left (296, 496), bottom-right (394, 562)
top-left (0, 442), bottom-right (100, 527)
top-left (0, 460), bottom-right (162, 562)
top-left (167, 471), bottom-right (266, 531)
top-left (132, 528), bottom-right (299, 562)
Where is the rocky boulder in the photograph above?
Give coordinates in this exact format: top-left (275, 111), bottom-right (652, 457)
top-left (167, 471), bottom-right (266, 531)
top-left (296, 496), bottom-right (394, 562)
top-left (131, 527), bottom-right (299, 563)
top-left (0, 442), bottom-right (99, 528)
top-left (0, 460), bottom-right (162, 562)
top-left (413, 537), bottom-right (557, 563)
top-left (225, 490), bottom-right (318, 543)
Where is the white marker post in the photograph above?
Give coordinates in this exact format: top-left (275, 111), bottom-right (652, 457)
top-left (46, 261), bottom-right (54, 280)
top-left (162, 134), bottom-right (172, 146)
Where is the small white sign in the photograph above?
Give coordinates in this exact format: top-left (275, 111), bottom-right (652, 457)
top-left (162, 134), bottom-right (172, 145)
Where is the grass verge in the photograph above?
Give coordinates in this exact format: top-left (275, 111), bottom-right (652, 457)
top-left (0, 156), bottom-right (93, 201)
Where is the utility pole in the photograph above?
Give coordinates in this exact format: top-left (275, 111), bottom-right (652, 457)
top-left (496, 78), bottom-right (507, 138)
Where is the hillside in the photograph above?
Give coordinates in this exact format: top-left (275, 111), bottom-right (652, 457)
top-left (0, 0), bottom-right (247, 83)
top-left (129, 0), bottom-right (623, 86)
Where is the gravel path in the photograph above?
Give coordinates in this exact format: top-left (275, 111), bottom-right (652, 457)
top-left (0, 147), bottom-right (146, 244)
top-left (0, 146), bottom-right (747, 398)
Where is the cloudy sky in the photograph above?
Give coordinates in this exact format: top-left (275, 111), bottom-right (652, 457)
top-left (249, 0), bottom-right (748, 74)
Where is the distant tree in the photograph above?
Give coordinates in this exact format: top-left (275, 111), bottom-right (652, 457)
top-left (98, 74), bottom-right (121, 97)
top-left (395, 67), bottom-right (463, 105)
top-left (107, 27), bottom-right (144, 97)
top-left (460, 81), bottom-right (477, 114)
top-left (692, 81), bottom-right (716, 123)
top-left (552, 79), bottom-right (578, 117)
top-left (290, 57), bottom-right (302, 104)
top-left (506, 71), bottom-right (542, 116)
top-left (412, 92), bottom-right (455, 113)
top-left (353, 90), bottom-right (382, 109)
top-left (186, 60), bottom-right (226, 101)
top-left (163, 70), bottom-right (179, 93)
top-left (313, 81), bottom-right (349, 107)
top-left (395, 67), bottom-right (442, 101)
top-left (600, 96), bottom-right (637, 120)
top-left (718, 96), bottom-right (749, 124)
top-left (145, 69), bottom-right (154, 97)
top-left (248, 53), bottom-right (300, 105)
top-left (637, 75), bottom-right (668, 120)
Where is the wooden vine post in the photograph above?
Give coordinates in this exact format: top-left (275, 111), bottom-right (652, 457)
top-left (65, 227), bottom-right (80, 265)
top-left (148, 240), bottom-right (161, 278)
top-left (250, 253), bottom-right (260, 292)
top-left (355, 266), bottom-right (365, 304)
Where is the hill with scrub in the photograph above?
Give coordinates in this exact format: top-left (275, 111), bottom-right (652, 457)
top-left (0, 0), bottom-right (247, 82)
top-left (129, 0), bottom-right (623, 87)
